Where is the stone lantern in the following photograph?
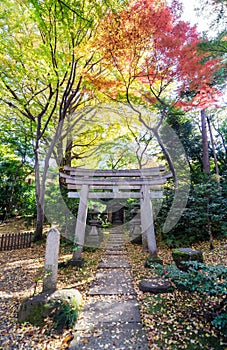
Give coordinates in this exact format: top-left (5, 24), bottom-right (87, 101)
top-left (86, 204), bottom-right (100, 247)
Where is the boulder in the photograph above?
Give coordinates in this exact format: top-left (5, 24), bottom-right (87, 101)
top-left (18, 289), bottom-right (82, 326)
top-left (139, 277), bottom-right (172, 294)
top-left (172, 248), bottom-right (203, 271)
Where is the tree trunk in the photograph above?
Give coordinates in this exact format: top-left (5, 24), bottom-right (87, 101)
top-left (201, 109), bottom-right (210, 174)
top-left (33, 120), bottom-right (65, 241)
top-left (152, 128), bottom-right (178, 188)
top-left (207, 116), bottom-right (220, 177)
top-left (35, 201), bottom-right (45, 241)
top-left (201, 110), bottom-right (214, 249)
top-left (34, 147), bottom-right (44, 241)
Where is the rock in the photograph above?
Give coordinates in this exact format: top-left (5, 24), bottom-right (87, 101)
top-left (139, 277), bottom-right (172, 293)
top-left (172, 248), bottom-right (203, 271)
top-left (18, 292), bottom-right (50, 325)
top-left (50, 289), bottom-right (82, 309)
top-left (18, 289), bottom-right (82, 326)
top-left (144, 256), bottom-right (163, 268)
top-left (67, 258), bottom-right (85, 267)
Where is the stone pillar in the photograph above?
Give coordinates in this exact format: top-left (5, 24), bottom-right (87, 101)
top-left (72, 184), bottom-right (89, 260)
top-left (140, 185), bottom-right (158, 258)
top-left (43, 228), bottom-right (60, 292)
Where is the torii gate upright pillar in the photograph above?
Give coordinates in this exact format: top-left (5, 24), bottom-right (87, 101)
top-left (140, 184), bottom-right (158, 258)
top-left (72, 184), bottom-right (89, 260)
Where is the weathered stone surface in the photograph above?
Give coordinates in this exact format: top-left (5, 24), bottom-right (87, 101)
top-left (49, 289), bottom-right (82, 309)
top-left (98, 256), bottom-right (130, 269)
top-left (68, 224), bottom-right (149, 349)
top-left (105, 249), bottom-right (127, 255)
top-left (18, 292), bottom-right (50, 325)
top-left (89, 268), bottom-right (135, 295)
top-left (69, 322), bottom-right (149, 350)
top-left (139, 278), bottom-right (172, 294)
top-left (172, 248), bottom-right (204, 271)
top-left (18, 289), bottom-right (82, 325)
top-left (43, 228), bottom-right (60, 292)
top-left (76, 296), bottom-right (141, 326)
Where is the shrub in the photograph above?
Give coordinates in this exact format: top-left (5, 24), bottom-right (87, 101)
top-left (51, 300), bottom-right (79, 331)
top-left (154, 262), bottom-right (227, 335)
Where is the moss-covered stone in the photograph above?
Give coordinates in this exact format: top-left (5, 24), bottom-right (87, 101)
top-left (144, 256), bottom-right (163, 268)
top-left (18, 289), bottom-right (82, 326)
top-left (18, 293), bottom-right (51, 326)
top-left (172, 248), bottom-right (203, 271)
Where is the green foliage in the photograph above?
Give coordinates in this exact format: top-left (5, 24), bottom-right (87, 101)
top-left (212, 313), bottom-right (227, 334)
top-left (155, 262), bottom-right (227, 335)
top-left (0, 115), bottom-right (35, 220)
top-left (162, 262), bottom-right (226, 296)
top-left (72, 244), bottom-right (80, 252)
top-left (51, 301), bottom-right (79, 331)
top-left (0, 158), bottom-right (36, 219)
top-left (44, 181), bottom-right (78, 238)
top-left (156, 176), bottom-right (227, 247)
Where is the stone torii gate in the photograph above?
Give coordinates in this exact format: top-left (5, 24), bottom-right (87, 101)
top-left (60, 166), bottom-right (171, 260)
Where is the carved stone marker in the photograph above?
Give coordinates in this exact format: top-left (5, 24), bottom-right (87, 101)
top-left (43, 228), bottom-right (60, 292)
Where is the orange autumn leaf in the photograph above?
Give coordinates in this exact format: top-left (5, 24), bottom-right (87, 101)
top-left (91, 0), bottom-right (221, 110)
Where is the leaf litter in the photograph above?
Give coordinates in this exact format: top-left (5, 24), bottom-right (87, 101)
top-left (0, 227), bottom-right (226, 349)
top-left (127, 238), bottom-right (227, 350)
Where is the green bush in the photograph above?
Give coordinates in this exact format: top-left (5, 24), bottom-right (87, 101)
top-left (0, 158), bottom-right (36, 219)
top-left (154, 262), bottom-right (227, 335)
top-left (51, 300), bottom-right (79, 331)
top-left (212, 313), bottom-right (227, 335)
top-left (155, 177), bottom-right (227, 247)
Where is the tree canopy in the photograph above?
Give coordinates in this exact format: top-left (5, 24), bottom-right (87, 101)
top-left (0, 0), bottom-right (226, 242)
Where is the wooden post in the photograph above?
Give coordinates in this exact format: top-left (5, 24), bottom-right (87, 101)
top-left (43, 228), bottom-right (60, 292)
top-left (140, 185), bottom-right (158, 258)
top-left (72, 184), bottom-right (89, 260)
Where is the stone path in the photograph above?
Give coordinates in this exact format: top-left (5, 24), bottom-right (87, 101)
top-left (69, 227), bottom-right (149, 350)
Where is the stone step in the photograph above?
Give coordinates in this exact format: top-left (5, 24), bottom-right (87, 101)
top-left (98, 256), bottom-right (130, 269)
top-left (69, 228), bottom-right (149, 349)
top-left (69, 322), bottom-right (149, 350)
top-left (89, 268), bottom-right (135, 295)
top-left (105, 250), bottom-right (127, 255)
top-left (75, 296), bottom-right (142, 326)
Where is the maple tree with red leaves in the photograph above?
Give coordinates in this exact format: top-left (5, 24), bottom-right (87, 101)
top-left (88, 0), bottom-right (222, 184)
top-left (92, 0), bottom-right (221, 107)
